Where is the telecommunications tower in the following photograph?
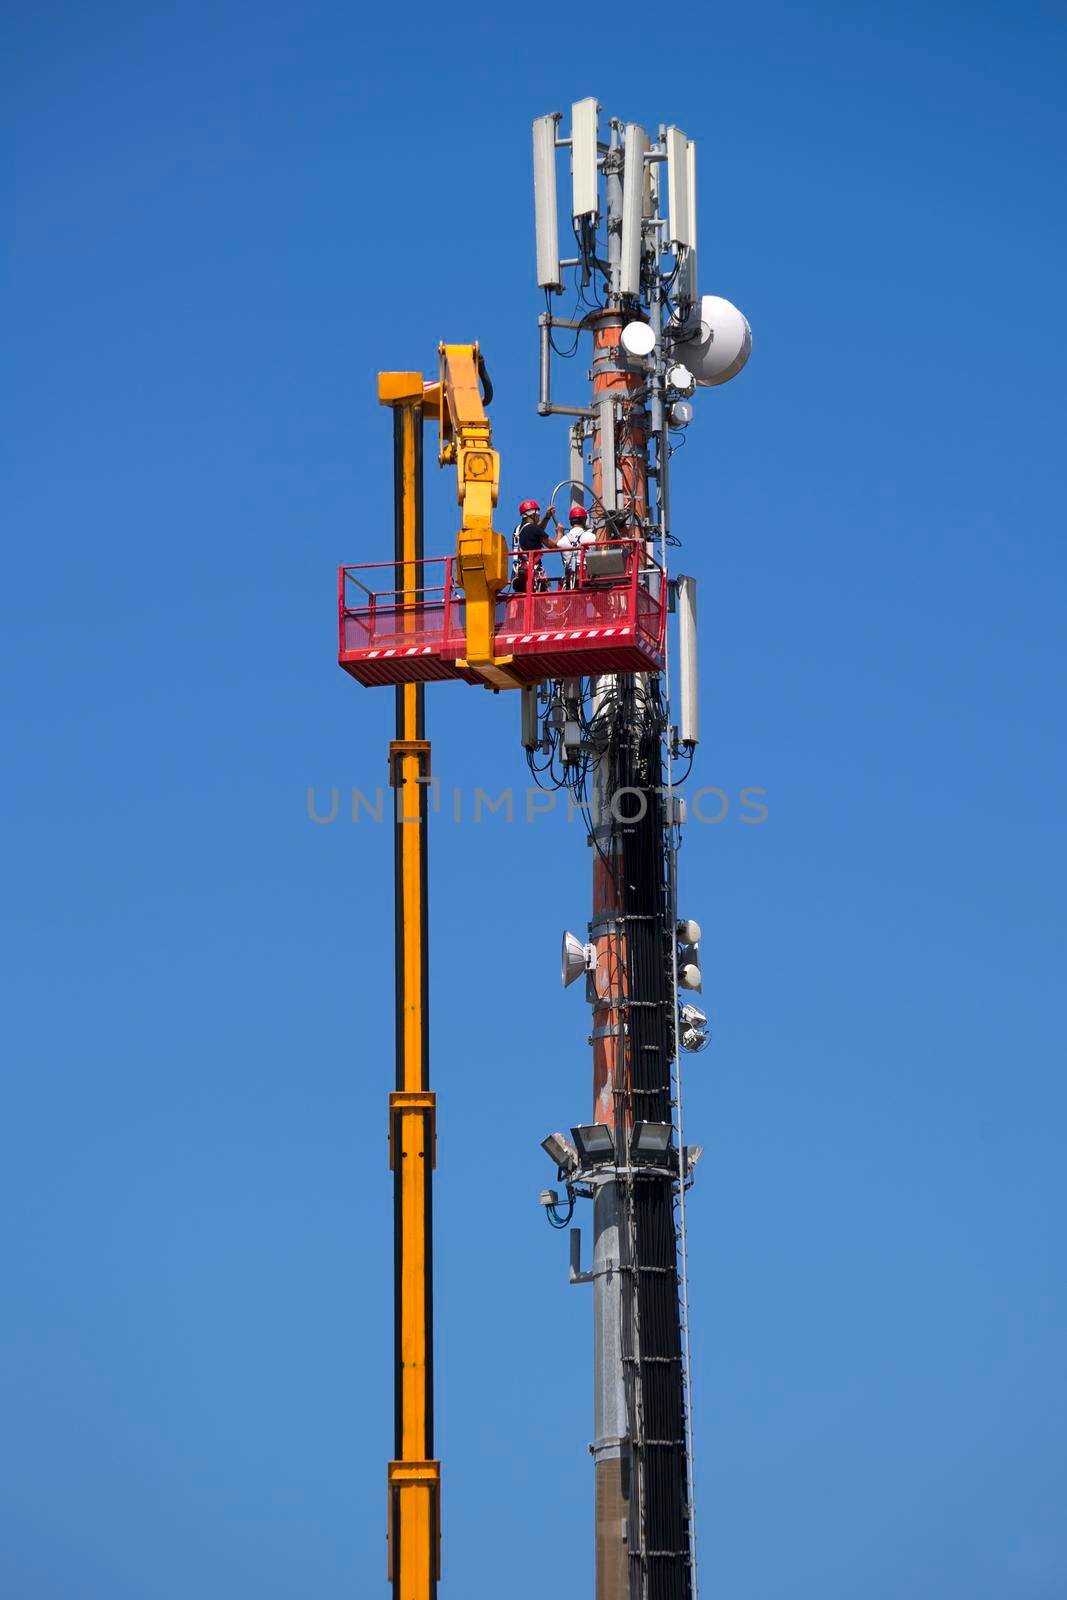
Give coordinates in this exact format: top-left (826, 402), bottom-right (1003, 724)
top-left (531, 100), bottom-right (750, 1600)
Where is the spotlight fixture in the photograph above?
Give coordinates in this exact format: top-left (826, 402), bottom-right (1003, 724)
top-left (630, 1121), bottom-right (674, 1160)
top-left (541, 1131), bottom-right (579, 1174)
top-left (571, 1124), bottom-right (616, 1165)
top-left (679, 1003), bottom-right (707, 1028)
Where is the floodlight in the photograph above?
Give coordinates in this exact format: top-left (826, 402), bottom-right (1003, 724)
top-left (681, 1026), bottom-right (708, 1053)
top-left (630, 1121), bottom-right (673, 1160)
top-left (620, 320), bottom-right (655, 358)
top-left (533, 114), bottom-right (562, 291)
top-left (571, 1124), bottom-right (616, 1165)
top-left (680, 1003), bottom-right (707, 1029)
top-left (541, 1131), bottom-right (578, 1174)
top-left (679, 962), bottom-right (702, 991)
top-left (677, 918), bottom-right (702, 946)
top-left (561, 931), bottom-right (595, 988)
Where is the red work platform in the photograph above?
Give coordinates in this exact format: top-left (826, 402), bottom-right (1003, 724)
top-left (338, 544), bottom-right (666, 688)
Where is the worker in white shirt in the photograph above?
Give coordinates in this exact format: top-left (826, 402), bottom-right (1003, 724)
top-left (556, 504), bottom-right (597, 589)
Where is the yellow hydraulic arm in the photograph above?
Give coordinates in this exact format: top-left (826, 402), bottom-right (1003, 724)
top-left (385, 343), bottom-right (519, 687)
top-left (432, 342), bottom-right (521, 689)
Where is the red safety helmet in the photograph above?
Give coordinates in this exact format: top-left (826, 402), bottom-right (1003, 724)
top-left (568, 504), bottom-right (590, 523)
top-left (519, 499), bottom-right (540, 515)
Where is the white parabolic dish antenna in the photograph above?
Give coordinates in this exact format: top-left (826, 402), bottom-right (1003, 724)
top-left (620, 320), bottom-right (656, 357)
top-left (677, 294), bottom-right (752, 386)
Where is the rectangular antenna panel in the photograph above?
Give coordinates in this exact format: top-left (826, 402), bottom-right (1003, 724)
top-left (666, 126), bottom-right (694, 249)
top-left (571, 97), bottom-right (600, 219)
top-left (598, 396), bottom-right (616, 511)
top-left (533, 115), bottom-right (562, 291)
top-left (620, 124), bottom-right (649, 298)
top-left (677, 573), bottom-right (699, 745)
top-left (676, 138), bottom-right (698, 305)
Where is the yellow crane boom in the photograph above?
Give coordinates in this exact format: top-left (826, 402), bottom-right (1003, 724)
top-left (425, 343), bottom-right (521, 688)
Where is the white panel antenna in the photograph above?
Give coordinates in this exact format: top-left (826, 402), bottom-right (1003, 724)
top-left (621, 123), bottom-right (649, 298)
top-left (533, 113), bottom-right (562, 291)
top-left (677, 574), bottom-right (699, 745)
top-left (571, 97), bottom-right (600, 219)
top-left (648, 153), bottom-right (660, 221)
top-left (676, 139), bottom-right (698, 306)
top-left (665, 126), bottom-right (694, 249)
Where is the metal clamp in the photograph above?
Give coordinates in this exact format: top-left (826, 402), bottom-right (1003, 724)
top-left (569, 1228), bottom-right (594, 1285)
top-left (389, 1091), bottom-right (437, 1170)
top-left (388, 738), bottom-right (431, 787)
top-left (387, 1459), bottom-right (441, 1582)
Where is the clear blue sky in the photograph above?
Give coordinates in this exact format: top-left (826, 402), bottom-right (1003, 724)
top-left (4, 3), bottom-right (1065, 1596)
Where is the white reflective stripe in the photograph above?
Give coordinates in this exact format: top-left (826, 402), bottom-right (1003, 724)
top-left (368, 651), bottom-right (380, 657)
top-left (602, 628), bottom-right (616, 637)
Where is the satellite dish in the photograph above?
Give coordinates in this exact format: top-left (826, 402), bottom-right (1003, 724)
top-left (620, 320), bottom-right (655, 358)
top-left (677, 918), bottom-right (702, 945)
top-left (562, 930), bottom-right (594, 988)
top-left (674, 295), bottom-right (751, 387)
top-left (671, 400), bottom-right (693, 427)
top-left (679, 962), bottom-right (702, 991)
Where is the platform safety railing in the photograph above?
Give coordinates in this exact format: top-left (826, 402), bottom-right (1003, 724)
top-left (339, 542), bottom-right (665, 657)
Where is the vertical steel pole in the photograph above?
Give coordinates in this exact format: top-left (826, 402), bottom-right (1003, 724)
top-left (588, 121), bottom-right (652, 1600)
top-left (382, 385), bottom-right (439, 1600)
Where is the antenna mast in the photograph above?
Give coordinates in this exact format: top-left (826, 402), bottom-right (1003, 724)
top-left (532, 98), bottom-right (751, 1600)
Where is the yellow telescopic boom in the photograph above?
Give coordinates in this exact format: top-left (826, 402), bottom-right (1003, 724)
top-left (378, 373), bottom-right (440, 1600)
